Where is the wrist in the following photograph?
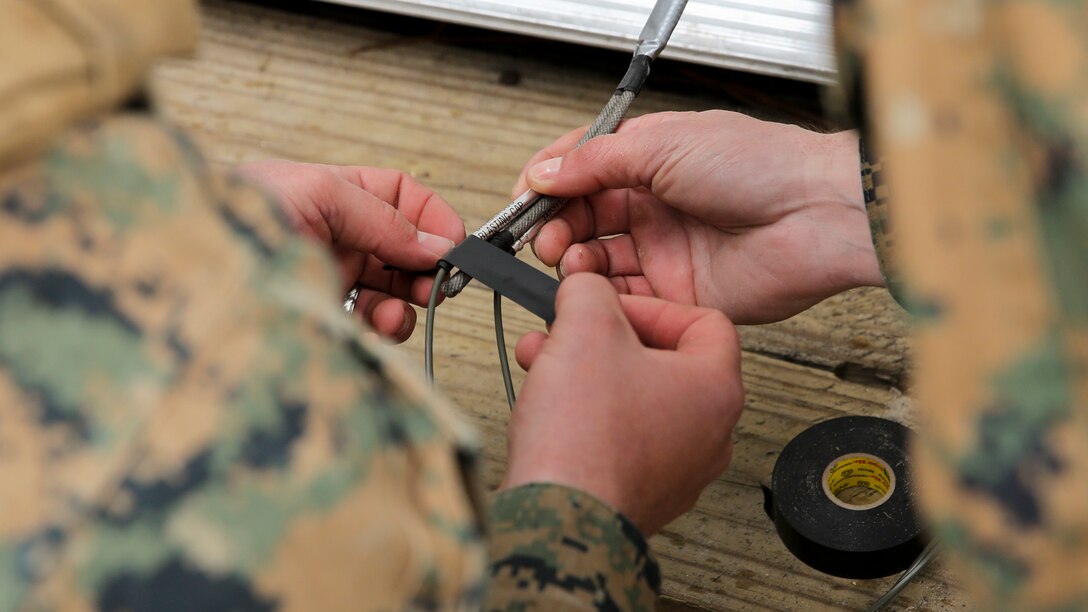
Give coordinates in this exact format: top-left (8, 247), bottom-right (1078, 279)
top-left (810, 130), bottom-right (866, 213)
top-left (500, 466), bottom-right (633, 529)
top-left (804, 129), bottom-right (885, 290)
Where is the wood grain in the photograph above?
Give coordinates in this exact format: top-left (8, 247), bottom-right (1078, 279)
top-left (151, 1), bottom-right (966, 609)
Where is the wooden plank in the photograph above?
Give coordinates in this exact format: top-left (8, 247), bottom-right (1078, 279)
top-left (150, 1), bottom-right (966, 609)
top-left (738, 287), bottom-right (912, 390)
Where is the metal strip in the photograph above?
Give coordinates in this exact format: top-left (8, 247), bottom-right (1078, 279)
top-left (313, 0), bottom-right (835, 83)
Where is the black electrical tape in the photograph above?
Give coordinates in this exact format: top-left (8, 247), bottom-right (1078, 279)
top-left (441, 236), bottom-right (559, 323)
top-left (616, 54), bottom-right (653, 94)
top-left (489, 229), bottom-right (517, 253)
top-left (763, 416), bottom-right (928, 579)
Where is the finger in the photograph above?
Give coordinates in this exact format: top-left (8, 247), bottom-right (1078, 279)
top-left (514, 331), bottom-right (549, 370)
top-left (236, 162), bottom-right (461, 274)
top-left (327, 166), bottom-right (417, 207)
top-left (550, 273), bottom-right (637, 347)
top-left (321, 168), bottom-right (463, 269)
top-left (372, 298), bottom-right (417, 343)
top-left (618, 294), bottom-right (737, 358)
top-left (612, 275), bottom-right (656, 298)
top-left (531, 216), bottom-right (573, 267)
top-left (531, 191), bottom-right (632, 265)
top-left (511, 112), bottom-right (688, 197)
top-left (353, 288), bottom-right (416, 342)
top-left (386, 263), bottom-right (418, 304)
top-left (352, 254), bottom-right (405, 301)
top-left (329, 165), bottom-right (466, 244)
top-left (511, 127), bottom-right (590, 198)
top-left (352, 259), bottom-right (434, 308)
top-left (334, 247), bottom-right (367, 294)
top-left (558, 235), bottom-right (643, 279)
top-left (559, 273), bottom-right (650, 297)
top-left (410, 273), bottom-right (445, 308)
top-left (315, 176), bottom-right (454, 270)
top-left (525, 119), bottom-right (694, 198)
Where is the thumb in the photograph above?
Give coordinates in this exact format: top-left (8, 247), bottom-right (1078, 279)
top-left (619, 294), bottom-right (739, 358)
top-left (514, 331), bottom-right (548, 370)
top-left (549, 273), bottom-right (638, 348)
top-left (327, 178), bottom-right (454, 269)
top-left (525, 127), bottom-right (678, 198)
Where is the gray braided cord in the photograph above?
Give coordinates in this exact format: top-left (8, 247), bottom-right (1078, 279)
top-left (504, 90), bottom-right (635, 239)
top-left (442, 90), bottom-right (637, 297)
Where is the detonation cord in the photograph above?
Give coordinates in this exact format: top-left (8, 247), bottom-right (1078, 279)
top-left (866, 539), bottom-right (940, 612)
top-left (440, 0), bottom-right (688, 299)
top-left (494, 291), bottom-right (517, 410)
top-left (424, 265), bottom-right (448, 386)
top-left (424, 281), bottom-right (517, 412)
top-left (426, 0), bottom-right (688, 405)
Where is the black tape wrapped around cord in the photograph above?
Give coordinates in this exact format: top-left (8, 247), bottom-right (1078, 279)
top-left (441, 236), bottom-right (559, 324)
top-left (616, 54), bottom-right (653, 94)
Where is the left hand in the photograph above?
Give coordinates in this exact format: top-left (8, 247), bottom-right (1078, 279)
top-left (236, 160), bottom-right (465, 342)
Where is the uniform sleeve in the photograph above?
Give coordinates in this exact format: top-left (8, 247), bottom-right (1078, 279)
top-left (485, 484), bottom-right (660, 611)
top-left (858, 140), bottom-right (915, 310)
top-left (832, 0), bottom-right (908, 310)
top-left (833, 1), bottom-right (1088, 609)
top-left (0, 113), bottom-right (663, 612)
top-left (0, 115), bottom-right (488, 611)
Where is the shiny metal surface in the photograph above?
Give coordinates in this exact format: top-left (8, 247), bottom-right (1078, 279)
top-left (316, 0), bottom-right (835, 83)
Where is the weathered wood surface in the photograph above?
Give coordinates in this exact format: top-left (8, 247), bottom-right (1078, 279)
top-left (151, 1), bottom-right (968, 609)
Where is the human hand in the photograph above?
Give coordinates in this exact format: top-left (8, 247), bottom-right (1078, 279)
top-left (515, 111), bottom-right (882, 324)
top-left (236, 160), bottom-right (465, 342)
top-left (502, 273), bottom-right (744, 536)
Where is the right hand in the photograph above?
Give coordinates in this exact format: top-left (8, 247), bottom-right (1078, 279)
top-left (515, 111), bottom-right (883, 324)
top-left (502, 274), bottom-right (744, 536)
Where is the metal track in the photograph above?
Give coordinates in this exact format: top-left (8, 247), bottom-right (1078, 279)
top-left (315, 0), bottom-right (835, 84)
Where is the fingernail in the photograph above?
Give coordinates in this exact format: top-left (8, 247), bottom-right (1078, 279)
top-left (398, 309), bottom-right (414, 339)
top-left (417, 231), bottom-right (455, 256)
top-left (557, 259), bottom-right (567, 280)
top-left (528, 157), bottom-right (562, 185)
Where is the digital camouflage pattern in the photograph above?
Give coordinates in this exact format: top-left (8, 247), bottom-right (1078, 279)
top-left (0, 113), bottom-right (492, 611)
top-left (836, 0), bottom-right (1088, 609)
top-left (0, 1), bottom-right (657, 610)
top-left (857, 141), bottom-right (904, 305)
top-left (488, 484), bottom-right (659, 611)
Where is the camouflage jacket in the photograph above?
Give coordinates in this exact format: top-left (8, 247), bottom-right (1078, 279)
top-left (0, 1), bottom-right (657, 610)
top-left (836, 1), bottom-right (1088, 609)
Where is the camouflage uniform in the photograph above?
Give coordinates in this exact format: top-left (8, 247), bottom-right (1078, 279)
top-left (0, 1), bottom-right (657, 610)
top-left (836, 1), bottom-right (1088, 609)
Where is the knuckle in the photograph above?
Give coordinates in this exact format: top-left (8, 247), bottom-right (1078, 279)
top-left (301, 164), bottom-right (332, 189)
top-left (572, 140), bottom-right (616, 171)
top-left (702, 309), bottom-right (739, 350)
top-left (378, 201), bottom-right (403, 231)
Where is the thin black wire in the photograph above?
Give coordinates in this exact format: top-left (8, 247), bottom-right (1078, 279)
top-left (493, 291), bottom-right (516, 411)
top-left (425, 266), bottom-right (448, 386)
top-left (866, 539), bottom-right (940, 612)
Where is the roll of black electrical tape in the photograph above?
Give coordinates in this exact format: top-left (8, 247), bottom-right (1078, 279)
top-left (764, 416), bottom-right (927, 579)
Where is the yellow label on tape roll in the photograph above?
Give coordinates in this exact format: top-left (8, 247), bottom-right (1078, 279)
top-left (823, 453), bottom-right (896, 510)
